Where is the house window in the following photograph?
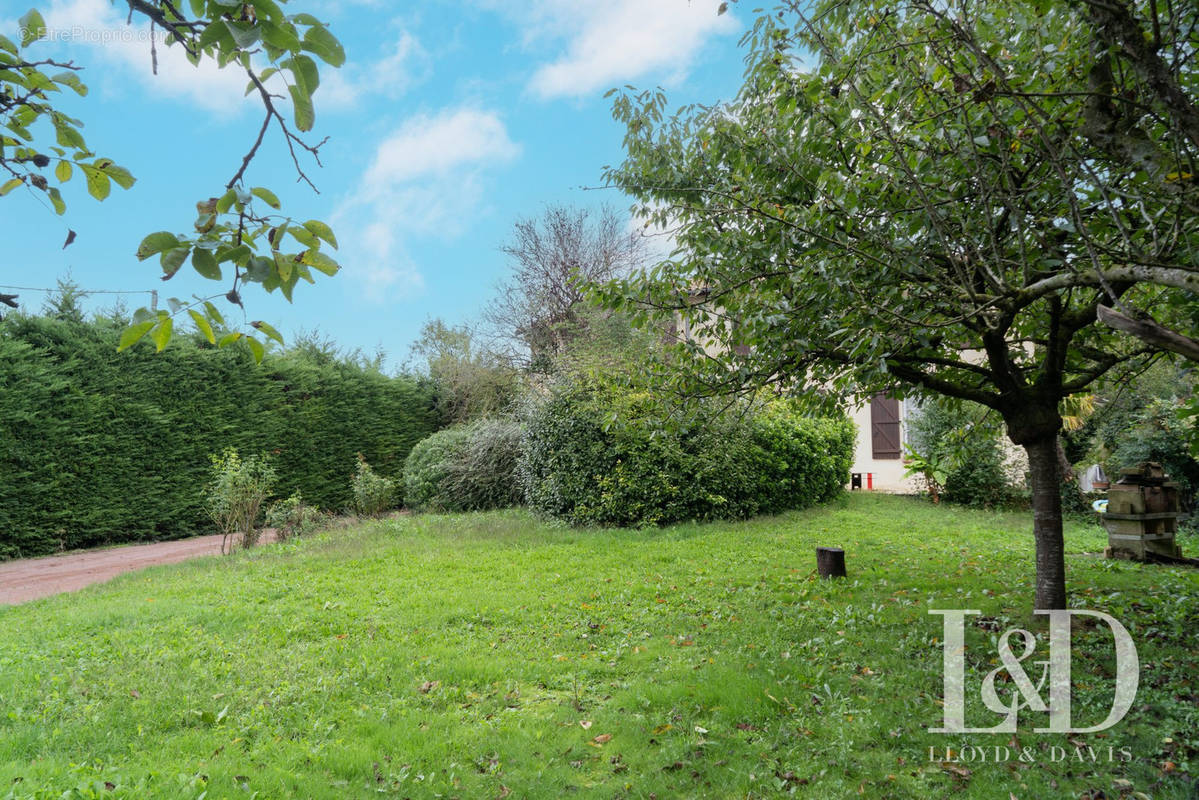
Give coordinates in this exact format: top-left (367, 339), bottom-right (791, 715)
top-left (870, 393), bottom-right (901, 460)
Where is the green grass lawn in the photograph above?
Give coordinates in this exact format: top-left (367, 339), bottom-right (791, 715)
top-left (1, 494), bottom-right (1196, 799)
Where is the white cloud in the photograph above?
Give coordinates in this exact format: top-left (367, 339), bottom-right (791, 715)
top-left (316, 30), bottom-right (430, 111)
top-left (333, 107), bottom-right (521, 301)
top-left (366, 108), bottom-right (519, 186)
top-left (33, 0), bottom-right (253, 113)
top-left (28, 0), bottom-right (426, 116)
top-left (511, 0), bottom-right (739, 100)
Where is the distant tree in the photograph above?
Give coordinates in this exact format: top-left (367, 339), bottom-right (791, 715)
top-left (2, 3), bottom-right (345, 358)
top-left (40, 276), bottom-right (87, 323)
top-left (409, 319), bottom-right (520, 425)
top-left (484, 204), bottom-right (646, 370)
top-left (602, 0), bottom-right (1198, 610)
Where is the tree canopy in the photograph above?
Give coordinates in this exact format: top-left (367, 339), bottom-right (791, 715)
top-left (601, 0), bottom-right (1198, 609)
top-left (1, 2), bottom-right (344, 358)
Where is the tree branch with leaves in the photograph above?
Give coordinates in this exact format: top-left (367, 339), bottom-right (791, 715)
top-left (1, 2), bottom-right (345, 360)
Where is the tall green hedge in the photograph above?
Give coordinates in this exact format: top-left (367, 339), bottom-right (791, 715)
top-left (0, 315), bottom-right (438, 558)
top-left (518, 380), bottom-right (856, 527)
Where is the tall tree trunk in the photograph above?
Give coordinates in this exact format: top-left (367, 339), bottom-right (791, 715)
top-left (1025, 436), bottom-right (1067, 610)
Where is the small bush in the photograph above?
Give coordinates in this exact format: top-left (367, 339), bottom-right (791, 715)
top-left (518, 379), bottom-right (855, 527)
top-left (351, 454), bottom-right (397, 517)
top-left (264, 491), bottom-right (328, 540)
top-left (906, 398), bottom-right (1018, 508)
top-left (403, 418), bottom-right (524, 512)
top-left (206, 448), bottom-right (275, 553)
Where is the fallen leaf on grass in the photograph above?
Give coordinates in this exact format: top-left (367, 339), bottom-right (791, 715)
top-left (579, 720), bottom-right (593, 730)
top-left (941, 764), bottom-right (972, 779)
top-left (592, 734), bottom-right (612, 745)
top-left (419, 681), bottom-right (440, 694)
top-left (652, 724), bottom-right (673, 734)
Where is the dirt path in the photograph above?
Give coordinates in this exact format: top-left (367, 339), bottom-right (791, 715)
top-left (0, 532), bottom-right (278, 606)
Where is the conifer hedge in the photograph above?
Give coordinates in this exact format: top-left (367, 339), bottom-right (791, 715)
top-left (0, 315), bottom-right (438, 559)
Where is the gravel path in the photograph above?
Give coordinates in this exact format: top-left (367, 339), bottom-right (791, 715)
top-left (0, 532), bottom-right (277, 606)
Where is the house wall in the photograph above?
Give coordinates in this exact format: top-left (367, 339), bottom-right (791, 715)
top-left (848, 399), bottom-right (919, 492)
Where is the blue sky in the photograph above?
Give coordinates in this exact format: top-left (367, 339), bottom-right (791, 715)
top-left (2, 0), bottom-right (751, 368)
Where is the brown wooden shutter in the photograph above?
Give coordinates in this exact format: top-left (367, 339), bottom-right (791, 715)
top-left (870, 393), bottom-right (901, 459)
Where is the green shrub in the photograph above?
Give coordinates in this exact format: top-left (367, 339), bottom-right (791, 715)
top-left (206, 448), bottom-right (275, 553)
top-left (906, 398), bottom-right (1018, 508)
top-left (264, 491), bottom-right (328, 541)
top-left (518, 380), bottom-right (854, 527)
top-left (1107, 398), bottom-right (1198, 510)
top-left (1065, 362), bottom-right (1197, 510)
top-left (351, 454), bottom-right (397, 517)
top-left (403, 418), bottom-right (524, 512)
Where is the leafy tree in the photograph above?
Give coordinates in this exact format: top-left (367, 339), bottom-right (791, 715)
top-left (1, 3), bottom-right (344, 359)
top-left (601, 0), bottom-right (1198, 609)
top-left (408, 318), bottom-right (520, 425)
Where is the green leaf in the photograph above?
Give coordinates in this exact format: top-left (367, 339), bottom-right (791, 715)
top-left (250, 0), bottom-right (284, 23)
top-left (301, 24), bottom-right (344, 67)
top-left (259, 20), bottom-right (300, 52)
top-left (288, 84), bottom-right (314, 132)
top-left (288, 224), bottom-right (317, 248)
top-left (151, 318), bottom-right (174, 352)
top-left (51, 71), bottom-right (87, 96)
top-left (51, 116), bottom-right (86, 151)
top-left (117, 320), bottom-right (155, 351)
top-left (245, 256), bottom-right (273, 282)
top-left (251, 186), bottom-right (280, 209)
top-left (251, 319), bottom-right (284, 345)
top-left (192, 248), bottom-right (222, 280)
top-left (279, 270), bottom-right (297, 302)
top-left (136, 231), bottom-right (181, 260)
top-left (81, 165), bottom-right (111, 201)
top-left (18, 9), bottom-right (46, 46)
top-left (55, 160), bottom-right (72, 183)
top-left (216, 188), bottom-right (237, 214)
top-left (203, 301), bottom-right (225, 327)
top-left (274, 251), bottom-right (294, 282)
top-left (283, 53), bottom-right (319, 93)
top-left (188, 309), bottom-right (216, 344)
top-left (246, 336), bottom-right (265, 364)
top-left (47, 186), bottom-right (65, 214)
top-left (96, 160), bottom-right (135, 190)
top-left (219, 243), bottom-right (253, 265)
top-left (160, 246), bottom-right (190, 278)
top-left (218, 331), bottom-right (243, 347)
top-left (224, 20), bottom-right (261, 50)
top-left (303, 219), bottom-right (338, 249)
top-left (0, 34), bottom-right (18, 55)
top-left (300, 248), bottom-right (339, 276)
top-left (0, 177), bottom-right (23, 196)
top-left (198, 19), bottom-right (235, 51)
